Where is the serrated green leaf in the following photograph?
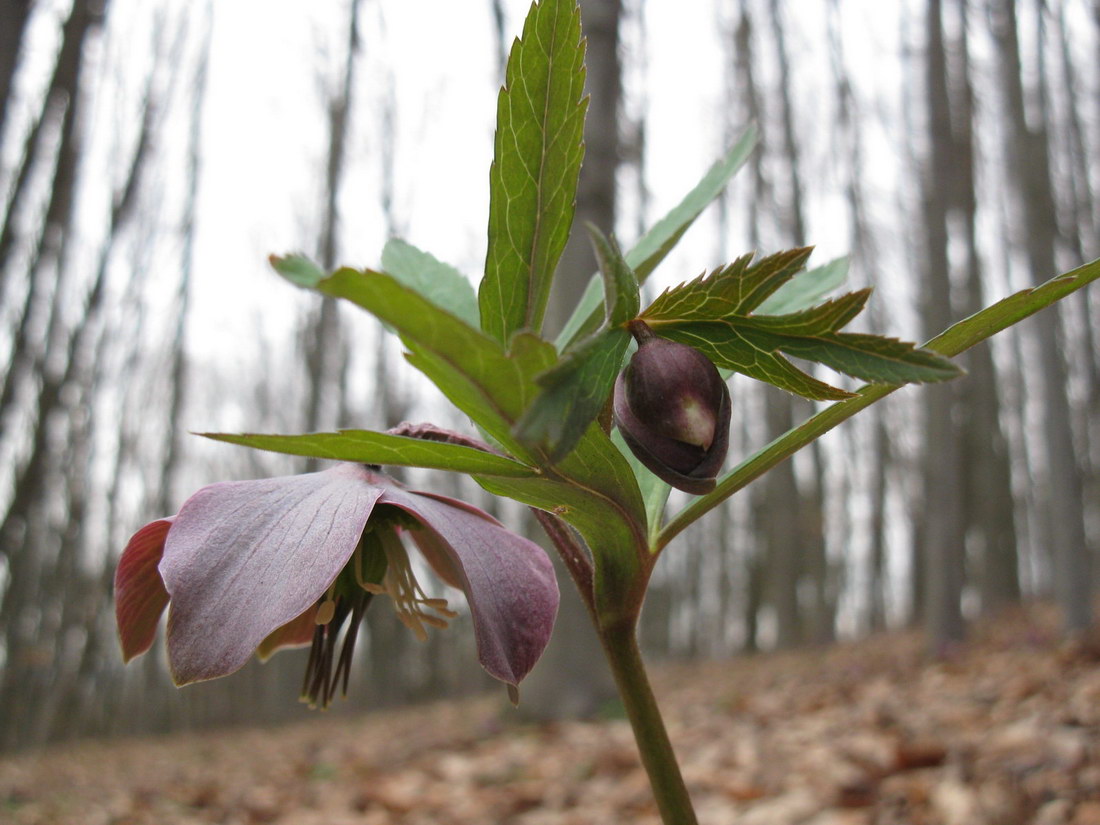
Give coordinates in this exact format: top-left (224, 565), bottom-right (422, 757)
top-left (555, 126), bottom-right (759, 350)
top-left (757, 256), bottom-right (849, 315)
top-left (644, 248), bottom-right (813, 322)
top-left (642, 248), bottom-right (960, 399)
top-left (480, 0), bottom-right (587, 345)
top-left (741, 328), bottom-right (962, 384)
top-left (202, 430), bottom-right (538, 477)
top-left (381, 239), bottom-right (480, 329)
top-left (658, 256), bottom-right (1100, 552)
top-left (746, 290), bottom-right (871, 336)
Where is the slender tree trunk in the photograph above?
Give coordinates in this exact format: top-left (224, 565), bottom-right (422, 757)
top-left (919, 0), bottom-right (967, 650)
top-left (0, 0), bottom-right (32, 140)
top-left (764, 0), bottom-right (832, 646)
top-left (989, 0), bottom-right (1092, 633)
top-left (948, 0), bottom-right (1021, 613)
top-left (158, 11), bottom-right (211, 515)
top-left (0, 0), bottom-right (107, 751)
top-left (302, 0), bottom-right (361, 458)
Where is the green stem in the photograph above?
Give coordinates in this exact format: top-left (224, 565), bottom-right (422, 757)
top-left (600, 620), bottom-right (697, 825)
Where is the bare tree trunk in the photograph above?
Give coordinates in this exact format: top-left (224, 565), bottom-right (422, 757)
top-left (947, 0), bottom-right (1020, 614)
top-left (919, 0), bottom-right (967, 650)
top-left (0, 0), bottom-right (32, 140)
top-left (0, 0), bottom-right (108, 751)
top-left (302, 0), bottom-right (362, 458)
top-left (989, 0), bottom-right (1092, 633)
top-left (158, 11), bottom-right (211, 515)
top-left (764, 0), bottom-right (832, 647)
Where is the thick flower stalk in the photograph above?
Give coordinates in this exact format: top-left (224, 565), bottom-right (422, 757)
top-left (614, 320), bottom-right (731, 494)
top-left (115, 462), bottom-right (559, 707)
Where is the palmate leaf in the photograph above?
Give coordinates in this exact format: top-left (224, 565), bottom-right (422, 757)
top-left (556, 126), bottom-right (759, 350)
top-left (514, 228), bottom-right (639, 460)
top-left (642, 250), bottom-right (962, 400)
top-left (606, 256), bottom-right (848, 532)
top-left (658, 255), bottom-right (1100, 552)
top-left (480, 0), bottom-right (587, 346)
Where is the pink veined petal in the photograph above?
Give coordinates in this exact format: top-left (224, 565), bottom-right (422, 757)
top-left (115, 518), bottom-right (174, 662)
top-left (160, 464), bottom-right (384, 685)
top-left (380, 485), bottom-right (559, 687)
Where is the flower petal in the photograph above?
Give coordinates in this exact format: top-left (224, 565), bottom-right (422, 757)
top-left (256, 604), bottom-right (319, 661)
top-left (380, 485), bottom-right (559, 686)
top-left (114, 518), bottom-right (173, 662)
top-left (160, 464), bottom-right (384, 685)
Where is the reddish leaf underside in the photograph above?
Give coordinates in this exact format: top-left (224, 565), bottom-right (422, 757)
top-left (114, 518), bottom-right (173, 662)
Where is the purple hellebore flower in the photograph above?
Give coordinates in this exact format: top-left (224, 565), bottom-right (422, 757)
top-left (115, 463), bottom-right (559, 707)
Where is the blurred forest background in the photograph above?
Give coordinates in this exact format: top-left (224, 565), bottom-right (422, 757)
top-left (0, 0), bottom-right (1097, 755)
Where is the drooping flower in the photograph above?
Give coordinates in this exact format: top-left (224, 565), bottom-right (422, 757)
top-left (115, 462), bottom-right (559, 707)
top-left (614, 320), bottom-right (731, 494)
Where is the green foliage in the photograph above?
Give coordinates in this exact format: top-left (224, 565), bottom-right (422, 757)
top-left (476, 424), bottom-right (648, 621)
top-left (555, 126), bottom-right (759, 350)
top-left (926, 256), bottom-right (1100, 357)
top-left (514, 228), bottom-right (639, 460)
top-left (163, 2), bottom-right (1100, 820)
top-left (658, 254), bottom-right (1100, 551)
top-left (513, 328), bottom-right (631, 460)
top-left (269, 253), bottom-right (324, 287)
top-left (756, 255), bottom-right (849, 315)
top-left (480, 0), bottom-right (587, 346)
top-left (203, 430), bottom-right (538, 476)
top-left (310, 268), bottom-right (554, 462)
top-left (591, 226), bottom-right (641, 325)
top-left (381, 239), bottom-right (480, 329)
top-left (641, 250), bottom-right (962, 400)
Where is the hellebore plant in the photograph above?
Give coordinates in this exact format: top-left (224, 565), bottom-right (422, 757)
top-left (115, 0), bottom-right (1100, 822)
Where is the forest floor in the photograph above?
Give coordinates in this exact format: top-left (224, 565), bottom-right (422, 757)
top-left (2, 604), bottom-right (1100, 825)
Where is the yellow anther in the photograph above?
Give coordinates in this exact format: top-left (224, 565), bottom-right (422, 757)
top-left (315, 582), bottom-right (339, 625)
top-left (358, 527), bottom-right (457, 642)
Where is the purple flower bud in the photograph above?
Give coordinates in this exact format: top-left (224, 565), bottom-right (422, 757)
top-left (613, 321), bottom-right (731, 494)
